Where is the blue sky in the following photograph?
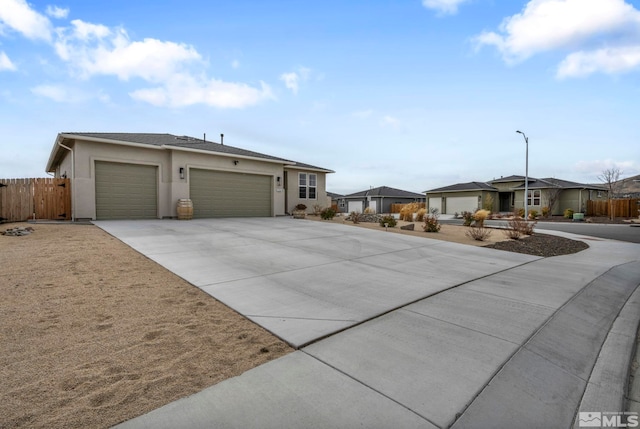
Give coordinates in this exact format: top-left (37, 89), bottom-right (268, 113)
top-left (1, 0), bottom-right (639, 194)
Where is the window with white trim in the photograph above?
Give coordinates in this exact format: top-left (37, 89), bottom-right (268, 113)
top-left (527, 189), bottom-right (541, 206)
top-left (298, 173), bottom-right (317, 200)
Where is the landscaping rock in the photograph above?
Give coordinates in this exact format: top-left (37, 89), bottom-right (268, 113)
top-left (400, 223), bottom-right (415, 231)
top-left (1, 227), bottom-right (34, 236)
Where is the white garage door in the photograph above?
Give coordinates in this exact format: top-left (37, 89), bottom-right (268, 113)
top-left (348, 201), bottom-right (363, 213)
top-left (95, 161), bottom-right (157, 220)
top-left (428, 197), bottom-right (442, 214)
top-left (190, 169), bottom-right (272, 218)
top-left (445, 196), bottom-right (478, 214)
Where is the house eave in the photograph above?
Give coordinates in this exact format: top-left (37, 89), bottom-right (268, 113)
top-left (162, 145), bottom-right (296, 165)
top-left (284, 165), bottom-right (335, 173)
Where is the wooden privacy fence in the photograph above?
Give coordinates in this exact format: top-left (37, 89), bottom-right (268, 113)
top-left (390, 203), bottom-right (426, 213)
top-left (586, 199), bottom-right (639, 218)
top-left (0, 178), bottom-right (71, 222)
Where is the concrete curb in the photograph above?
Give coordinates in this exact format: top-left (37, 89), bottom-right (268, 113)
top-left (572, 282), bottom-right (640, 428)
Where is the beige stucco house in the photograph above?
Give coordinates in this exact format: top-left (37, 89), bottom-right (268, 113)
top-left (45, 133), bottom-right (333, 221)
top-left (425, 175), bottom-right (606, 215)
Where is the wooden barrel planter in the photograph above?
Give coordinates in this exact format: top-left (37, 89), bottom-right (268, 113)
top-left (177, 199), bottom-right (193, 220)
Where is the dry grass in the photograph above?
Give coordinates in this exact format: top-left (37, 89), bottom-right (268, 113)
top-left (0, 223), bottom-right (292, 429)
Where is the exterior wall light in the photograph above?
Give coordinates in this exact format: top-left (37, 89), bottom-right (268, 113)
top-left (179, 167), bottom-right (184, 179)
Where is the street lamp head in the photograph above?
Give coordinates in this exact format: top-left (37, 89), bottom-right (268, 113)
top-left (516, 130), bottom-right (523, 134)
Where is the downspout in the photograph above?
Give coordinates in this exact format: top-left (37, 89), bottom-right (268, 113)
top-left (57, 140), bottom-right (75, 222)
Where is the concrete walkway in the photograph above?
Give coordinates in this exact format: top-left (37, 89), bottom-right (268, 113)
top-left (96, 218), bottom-right (640, 428)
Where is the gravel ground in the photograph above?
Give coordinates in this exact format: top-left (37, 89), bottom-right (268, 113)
top-left (483, 233), bottom-right (590, 257)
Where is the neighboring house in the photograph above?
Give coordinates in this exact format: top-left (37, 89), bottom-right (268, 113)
top-left (342, 186), bottom-right (425, 214)
top-left (615, 174), bottom-right (640, 198)
top-left (425, 175), bottom-right (606, 215)
top-left (45, 132), bottom-right (333, 220)
top-left (327, 192), bottom-right (345, 212)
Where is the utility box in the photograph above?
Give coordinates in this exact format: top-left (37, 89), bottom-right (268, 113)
top-left (573, 213), bottom-right (584, 221)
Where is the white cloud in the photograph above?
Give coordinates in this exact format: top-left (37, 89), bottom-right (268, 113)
top-left (353, 109), bottom-right (373, 118)
top-left (381, 115), bottom-right (400, 128)
top-left (557, 46), bottom-right (640, 77)
top-left (46, 5), bottom-right (69, 19)
top-left (574, 159), bottom-right (637, 175)
top-left (0, 0), bottom-right (53, 41)
top-left (280, 72), bottom-right (299, 94)
top-left (0, 51), bottom-right (16, 71)
top-left (280, 66), bottom-right (312, 94)
top-left (474, 0), bottom-right (640, 77)
top-left (421, 0), bottom-right (470, 15)
top-left (130, 75), bottom-right (274, 108)
top-left (31, 83), bottom-right (109, 103)
top-left (55, 21), bottom-right (202, 82)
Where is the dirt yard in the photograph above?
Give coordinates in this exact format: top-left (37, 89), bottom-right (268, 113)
top-left (0, 223), bottom-right (291, 429)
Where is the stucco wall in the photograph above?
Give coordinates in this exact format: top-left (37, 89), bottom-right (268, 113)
top-left (63, 138), bottom-right (302, 219)
top-left (285, 167), bottom-right (330, 214)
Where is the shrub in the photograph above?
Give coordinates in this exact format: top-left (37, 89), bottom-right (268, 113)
top-left (379, 215), bottom-right (397, 228)
top-left (516, 208), bottom-right (525, 218)
top-left (564, 208), bottom-right (574, 219)
top-left (349, 211), bottom-right (361, 224)
top-left (504, 217), bottom-right (536, 239)
top-left (295, 203), bottom-right (307, 211)
top-left (473, 209), bottom-right (491, 227)
top-left (422, 214), bottom-right (441, 232)
top-left (528, 209), bottom-right (538, 219)
top-left (453, 212), bottom-right (459, 219)
top-left (461, 211), bottom-right (474, 226)
top-left (483, 194), bottom-right (494, 212)
top-left (541, 206), bottom-right (551, 218)
top-left (415, 208), bottom-right (427, 222)
top-left (399, 202), bottom-right (423, 221)
top-left (364, 206), bottom-right (376, 214)
top-left (466, 226), bottom-right (492, 241)
top-left (313, 204), bottom-right (323, 215)
top-left (320, 207), bottom-right (336, 220)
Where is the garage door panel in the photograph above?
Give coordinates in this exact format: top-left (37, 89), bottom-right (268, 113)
top-left (445, 196), bottom-right (478, 215)
top-left (95, 162), bottom-right (158, 220)
top-left (190, 169), bottom-right (272, 218)
top-left (428, 197), bottom-right (441, 214)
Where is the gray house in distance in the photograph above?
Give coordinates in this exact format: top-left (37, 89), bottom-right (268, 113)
top-left (425, 175), bottom-right (606, 215)
top-left (342, 186), bottom-right (425, 214)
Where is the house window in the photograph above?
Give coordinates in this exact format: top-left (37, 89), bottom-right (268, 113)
top-left (339, 199), bottom-right (345, 208)
top-left (298, 173), bottom-right (317, 200)
top-left (527, 190), bottom-right (541, 206)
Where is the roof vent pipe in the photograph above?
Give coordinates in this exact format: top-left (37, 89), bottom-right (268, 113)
top-left (203, 133), bottom-right (206, 142)
top-left (220, 133), bottom-right (224, 145)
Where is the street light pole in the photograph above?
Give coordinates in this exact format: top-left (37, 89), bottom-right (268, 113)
top-left (516, 130), bottom-right (529, 220)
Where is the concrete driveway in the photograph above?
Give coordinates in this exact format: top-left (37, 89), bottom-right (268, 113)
top-left (97, 218), bottom-right (640, 428)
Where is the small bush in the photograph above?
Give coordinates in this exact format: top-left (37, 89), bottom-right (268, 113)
top-left (399, 202), bottom-right (423, 221)
top-left (483, 194), bottom-right (494, 212)
top-left (379, 215), bottom-right (397, 228)
top-left (349, 211), bottom-right (361, 224)
top-left (564, 208), bottom-right (574, 219)
top-left (466, 226), bottom-right (492, 241)
top-left (415, 208), bottom-right (427, 222)
top-left (364, 206), bottom-right (376, 214)
top-left (454, 212), bottom-right (459, 219)
top-left (473, 209), bottom-right (490, 227)
top-left (422, 214), bottom-right (441, 232)
top-left (504, 217), bottom-right (536, 239)
top-left (461, 211), bottom-right (474, 226)
top-left (516, 208), bottom-right (525, 218)
top-left (528, 209), bottom-right (538, 219)
top-left (295, 203), bottom-right (307, 211)
top-left (320, 207), bottom-right (336, 220)
top-left (313, 204), bottom-right (323, 215)
top-left (541, 206), bottom-right (550, 218)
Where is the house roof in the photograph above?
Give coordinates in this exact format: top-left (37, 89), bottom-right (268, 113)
top-left (326, 192), bottom-right (344, 199)
top-left (489, 175), bottom-right (527, 183)
top-left (511, 177), bottom-right (605, 190)
top-left (46, 132), bottom-right (334, 173)
top-left (344, 186), bottom-right (425, 199)
top-left (425, 182), bottom-right (497, 193)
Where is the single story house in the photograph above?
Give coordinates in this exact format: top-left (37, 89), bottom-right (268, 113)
top-left (45, 132), bottom-right (333, 221)
top-left (425, 175), bottom-right (606, 215)
top-left (342, 186), bottom-right (425, 214)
